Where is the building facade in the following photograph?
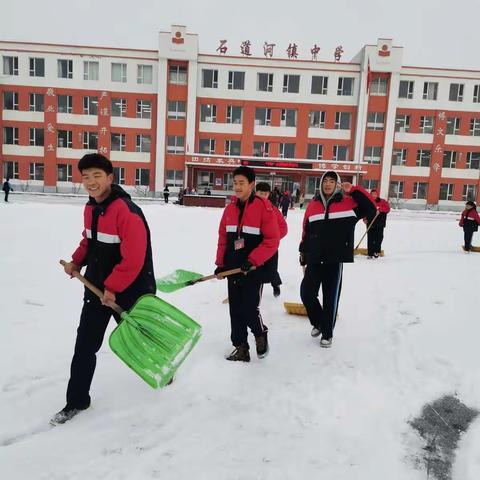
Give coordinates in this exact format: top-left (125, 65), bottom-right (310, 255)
top-left (1, 25), bottom-right (479, 208)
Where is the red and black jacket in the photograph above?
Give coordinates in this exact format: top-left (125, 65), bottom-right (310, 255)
top-left (459, 208), bottom-right (480, 232)
top-left (216, 194), bottom-right (280, 282)
top-left (72, 185), bottom-right (156, 309)
top-left (367, 197), bottom-right (391, 229)
top-left (300, 185), bottom-right (376, 264)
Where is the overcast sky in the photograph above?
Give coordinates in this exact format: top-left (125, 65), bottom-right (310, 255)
top-left (1, 0), bottom-right (479, 70)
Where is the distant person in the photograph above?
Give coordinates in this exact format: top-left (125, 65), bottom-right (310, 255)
top-left (163, 185), bottom-right (170, 204)
top-left (459, 201), bottom-right (480, 252)
top-left (2, 177), bottom-right (13, 202)
top-left (365, 189), bottom-right (391, 258)
top-left (280, 191), bottom-right (290, 218)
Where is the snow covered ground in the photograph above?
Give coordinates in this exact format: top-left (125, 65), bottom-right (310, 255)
top-left (1, 196), bottom-right (479, 480)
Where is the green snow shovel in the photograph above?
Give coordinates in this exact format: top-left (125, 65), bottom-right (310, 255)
top-left (60, 260), bottom-right (201, 389)
top-left (156, 267), bottom-right (242, 293)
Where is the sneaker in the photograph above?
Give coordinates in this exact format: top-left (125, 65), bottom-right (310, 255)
top-left (272, 285), bottom-right (281, 297)
top-left (226, 343), bottom-right (250, 362)
top-left (373, 253), bottom-right (379, 258)
top-left (311, 326), bottom-right (321, 337)
top-left (50, 404), bottom-right (89, 425)
top-left (320, 337), bottom-right (333, 348)
top-left (255, 331), bottom-right (269, 358)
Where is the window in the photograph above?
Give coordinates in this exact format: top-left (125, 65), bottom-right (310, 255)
top-left (416, 149), bottom-right (431, 167)
top-left (226, 105), bottom-right (243, 124)
top-left (469, 118), bottom-right (480, 136)
top-left (333, 145), bottom-right (349, 161)
top-left (337, 77), bottom-right (354, 96)
top-left (443, 151), bottom-right (457, 168)
top-left (57, 130), bottom-right (72, 148)
top-left (281, 109), bottom-right (297, 127)
top-left (199, 138), bottom-right (216, 154)
top-left (413, 182), bottom-right (428, 200)
top-left (474, 85), bottom-right (480, 103)
top-left (399, 80), bottom-right (414, 99)
top-left (306, 177), bottom-right (322, 195)
top-left (58, 59), bottom-right (73, 79)
top-left (463, 184), bottom-right (477, 201)
top-left (135, 168), bottom-right (150, 186)
top-left (392, 148), bottom-right (407, 166)
top-left (111, 98), bottom-right (126, 117)
top-left (3, 91), bottom-right (18, 110)
top-left (3, 161), bottom-right (19, 179)
top-left (113, 167), bottom-right (125, 185)
top-left (57, 164), bottom-right (72, 182)
top-left (202, 69), bottom-right (218, 88)
top-left (228, 71), bottom-right (245, 90)
top-left (367, 112), bottom-right (385, 130)
top-left (309, 111), bottom-right (326, 128)
top-left (111, 133), bottom-right (126, 151)
top-left (311, 76), bottom-right (328, 95)
top-left (223, 173), bottom-right (233, 190)
top-left (334, 111), bottom-right (351, 130)
top-left (3, 127), bottom-right (18, 145)
top-left (29, 93), bottom-right (44, 112)
top-left (279, 143), bottom-right (295, 158)
top-left (255, 107), bottom-right (272, 126)
top-left (136, 100), bottom-right (151, 119)
top-left (420, 116), bottom-right (434, 134)
top-left (257, 73), bottom-right (273, 92)
top-left (446, 117), bottom-right (460, 135)
top-left (136, 134), bottom-right (151, 153)
top-left (253, 142), bottom-right (269, 157)
top-left (82, 131), bottom-right (98, 149)
top-left (364, 146), bottom-right (382, 164)
top-left (111, 63), bottom-right (127, 83)
top-left (449, 83), bottom-right (464, 102)
top-left (197, 171), bottom-right (214, 188)
top-left (439, 183), bottom-right (454, 200)
top-left (283, 74), bottom-right (300, 93)
top-left (225, 140), bottom-right (241, 156)
top-left (389, 181), bottom-right (404, 199)
top-left (58, 95), bottom-right (72, 114)
top-left (29, 163), bottom-right (44, 180)
top-left (307, 144), bottom-right (323, 160)
top-left (29, 57), bottom-right (45, 77)
top-left (166, 170), bottom-right (184, 187)
top-left (137, 65), bottom-right (153, 84)
top-left (395, 114), bottom-right (410, 132)
top-left (29, 128), bottom-right (44, 146)
top-left (3, 56), bottom-right (18, 76)
top-left (370, 77), bottom-right (388, 96)
top-left (83, 96), bottom-right (98, 115)
top-left (83, 61), bottom-right (99, 81)
top-left (167, 101), bottom-right (186, 119)
top-left (169, 65), bottom-right (187, 84)
top-left (200, 104), bottom-right (216, 122)
top-left (166, 136), bottom-right (185, 154)
top-left (362, 179), bottom-right (378, 191)
top-left (423, 82), bottom-right (438, 100)
top-left (466, 152), bottom-right (480, 169)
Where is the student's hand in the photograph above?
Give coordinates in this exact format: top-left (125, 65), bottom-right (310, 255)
top-left (363, 218), bottom-right (368, 225)
top-left (240, 260), bottom-right (253, 274)
top-left (101, 289), bottom-right (116, 306)
top-left (341, 182), bottom-right (353, 193)
top-left (299, 253), bottom-right (306, 266)
top-left (214, 266), bottom-right (227, 277)
top-left (64, 262), bottom-right (80, 278)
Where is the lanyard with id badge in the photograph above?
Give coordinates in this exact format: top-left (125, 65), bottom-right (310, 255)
top-left (234, 202), bottom-right (248, 251)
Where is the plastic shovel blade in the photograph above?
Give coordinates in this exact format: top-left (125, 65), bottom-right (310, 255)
top-left (155, 269), bottom-right (204, 293)
top-left (108, 294), bottom-right (202, 388)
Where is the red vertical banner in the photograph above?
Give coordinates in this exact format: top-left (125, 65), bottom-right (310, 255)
top-left (427, 110), bottom-right (447, 204)
top-left (44, 87), bottom-right (57, 188)
top-left (97, 91), bottom-right (110, 159)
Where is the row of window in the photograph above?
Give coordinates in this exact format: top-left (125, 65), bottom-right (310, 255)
top-left (386, 148), bottom-right (480, 169)
top-left (395, 114), bottom-right (480, 136)
top-left (399, 80), bottom-right (480, 103)
top-left (2, 55), bottom-right (155, 84)
top-left (3, 92), bottom-right (153, 118)
top-left (389, 181), bottom-right (477, 201)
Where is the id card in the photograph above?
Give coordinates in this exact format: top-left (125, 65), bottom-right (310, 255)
top-left (234, 237), bottom-right (245, 250)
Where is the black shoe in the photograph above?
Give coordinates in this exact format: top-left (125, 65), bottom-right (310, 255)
top-left (226, 343), bottom-right (250, 362)
top-left (272, 286), bottom-right (281, 297)
top-left (255, 330), bottom-right (269, 358)
top-left (373, 253), bottom-right (379, 258)
top-left (50, 403), bottom-right (89, 425)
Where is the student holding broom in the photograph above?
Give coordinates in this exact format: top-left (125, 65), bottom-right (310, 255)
top-left (215, 166), bottom-right (280, 362)
top-left (299, 171), bottom-right (375, 348)
top-left (51, 153), bottom-right (156, 425)
top-left (365, 188), bottom-right (391, 259)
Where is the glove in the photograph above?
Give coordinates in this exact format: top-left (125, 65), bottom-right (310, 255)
top-left (240, 260), bottom-right (253, 273)
top-left (299, 253), bottom-right (306, 266)
top-left (214, 266), bottom-right (228, 276)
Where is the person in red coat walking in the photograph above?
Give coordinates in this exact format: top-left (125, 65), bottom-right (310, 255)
top-left (366, 189), bottom-right (391, 258)
top-left (215, 166), bottom-right (280, 362)
top-left (459, 201), bottom-right (480, 252)
top-left (256, 182), bottom-right (288, 297)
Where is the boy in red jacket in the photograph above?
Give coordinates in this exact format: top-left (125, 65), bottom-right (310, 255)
top-left (256, 182), bottom-right (288, 297)
top-left (366, 189), bottom-right (391, 258)
top-left (459, 201), bottom-right (480, 252)
top-left (215, 166), bottom-right (280, 362)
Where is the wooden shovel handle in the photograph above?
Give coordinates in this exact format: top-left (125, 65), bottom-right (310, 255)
top-left (354, 210), bottom-right (380, 250)
top-left (59, 260), bottom-right (124, 315)
top-left (191, 267), bottom-right (243, 284)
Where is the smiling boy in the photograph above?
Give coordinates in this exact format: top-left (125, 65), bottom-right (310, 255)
top-left (51, 153), bottom-right (156, 424)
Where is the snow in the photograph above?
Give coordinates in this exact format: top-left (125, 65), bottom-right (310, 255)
top-left (1, 196), bottom-right (479, 479)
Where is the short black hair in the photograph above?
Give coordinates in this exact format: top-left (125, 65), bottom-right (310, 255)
top-left (256, 182), bottom-right (271, 192)
top-left (78, 153), bottom-right (113, 175)
top-left (233, 165), bottom-right (255, 183)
